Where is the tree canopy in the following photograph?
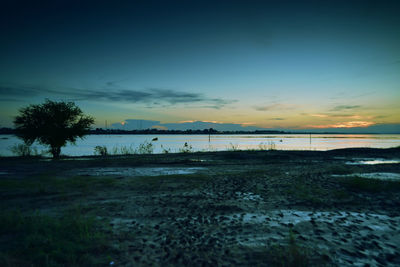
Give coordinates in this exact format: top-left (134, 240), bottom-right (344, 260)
top-left (14, 100), bottom-right (94, 158)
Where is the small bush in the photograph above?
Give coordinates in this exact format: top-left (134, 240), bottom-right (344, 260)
top-left (227, 143), bottom-right (239, 151)
top-left (111, 144), bottom-right (136, 155)
top-left (161, 145), bottom-right (171, 154)
top-left (137, 141), bottom-right (154, 154)
top-left (94, 145), bottom-right (108, 156)
top-left (259, 141), bottom-right (276, 150)
top-left (10, 144), bottom-right (39, 157)
top-left (179, 142), bottom-right (193, 153)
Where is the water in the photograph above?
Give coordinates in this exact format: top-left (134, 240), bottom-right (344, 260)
top-left (71, 167), bottom-right (206, 177)
top-left (332, 173), bottom-right (400, 181)
top-left (0, 134), bottom-right (399, 157)
top-left (346, 158), bottom-right (400, 165)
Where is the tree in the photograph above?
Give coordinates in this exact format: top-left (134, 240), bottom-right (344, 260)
top-left (14, 100), bottom-right (94, 158)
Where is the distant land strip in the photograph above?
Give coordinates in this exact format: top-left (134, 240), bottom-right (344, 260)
top-left (0, 127), bottom-right (398, 135)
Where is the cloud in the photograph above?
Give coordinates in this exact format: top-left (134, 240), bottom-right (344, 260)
top-left (112, 119), bottom-right (267, 131)
top-left (0, 85), bottom-right (43, 97)
top-left (310, 114), bottom-right (329, 118)
top-left (270, 118), bottom-right (285, 120)
top-left (306, 121), bottom-right (375, 129)
top-left (254, 104), bottom-right (276, 111)
top-left (151, 125), bottom-right (168, 130)
top-left (74, 88), bottom-right (235, 108)
top-left (111, 119), bottom-right (161, 130)
top-left (0, 98), bottom-right (24, 102)
top-left (0, 83), bottom-right (235, 109)
top-left (330, 105), bottom-right (361, 111)
top-left (330, 91), bottom-right (375, 100)
top-left (373, 115), bottom-right (388, 119)
top-left (254, 103), bottom-right (296, 111)
top-left (310, 113), bottom-right (362, 119)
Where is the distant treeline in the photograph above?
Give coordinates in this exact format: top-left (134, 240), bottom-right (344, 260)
top-left (0, 127), bottom-right (286, 135)
top-left (0, 127), bottom-right (15, 134)
top-left (90, 128), bottom-right (287, 135)
top-left (1, 127), bottom-right (390, 135)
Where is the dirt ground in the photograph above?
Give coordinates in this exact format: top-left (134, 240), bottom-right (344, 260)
top-left (1, 147), bottom-right (400, 266)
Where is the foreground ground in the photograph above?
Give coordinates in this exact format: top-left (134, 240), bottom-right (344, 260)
top-left (1, 147), bottom-right (400, 266)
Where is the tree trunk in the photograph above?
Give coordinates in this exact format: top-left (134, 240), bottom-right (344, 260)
top-left (51, 146), bottom-right (61, 159)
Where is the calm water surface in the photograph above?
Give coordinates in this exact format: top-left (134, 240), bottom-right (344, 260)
top-left (0, 134), bottom-right (399, 157)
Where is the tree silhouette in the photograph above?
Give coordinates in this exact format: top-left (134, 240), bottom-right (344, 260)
top-left (14, 100), bottom-right (94, 158)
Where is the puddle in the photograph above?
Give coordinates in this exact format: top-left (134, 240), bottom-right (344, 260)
top-left (189, 159), bottom-right (210, 162)
top-left (72, 167), bottom-right (206, 177)
top-left (235, 192), bottom-right (263, 201)
top-left (223, 210), bottom-right (392, 228)
top-left (60, 158), bottom-right (95, 161)
top-left (346, 158), bottom-right (400, 165)
top-left (333, 172), bottom-right (400, 181)
top-left (40, 158), bottom-right (94, 162)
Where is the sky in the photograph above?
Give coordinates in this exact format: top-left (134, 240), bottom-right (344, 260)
top-left (0, 0), bottom-right (399, 132)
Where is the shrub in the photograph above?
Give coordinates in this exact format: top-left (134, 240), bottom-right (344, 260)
top-left (94, 146), bottom-right (108, 156)
top-left (259, 141), bottom-right (276, 150)
top-left (227, 143), bottom-right (239, 151)
top-left (179, 142), bottom-right (193, 153)
top-left (161, 145), bottom-right (171, 154)
top-left (10, 144), bottom-right (39, 157)
top-left (137, 141), bottom-right (154, 154)
top-left (110, 144), bottom-right (136, 155)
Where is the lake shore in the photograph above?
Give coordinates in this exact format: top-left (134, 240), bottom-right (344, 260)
top-left (2, 133), bottom-right (400, 157)
top-left (1, 147), bottom-right (400, 266)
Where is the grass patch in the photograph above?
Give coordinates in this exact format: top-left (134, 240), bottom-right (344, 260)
top-left (0, 175), bottom-right (119, 197)
top-left (126, 173), bottom-right (213, 191)
top-left (287, 182), bottom-right (325, 205)
top-left (339, 176), bottom-right (400, 193)
top-left (333, 189), bottom-right (350, 200)
top-left (0, 208), bottom-right (111, 266)
top-left (266, 230), bottom-right (310, 267)
top-left (326, 164), bottom-right (354, 175)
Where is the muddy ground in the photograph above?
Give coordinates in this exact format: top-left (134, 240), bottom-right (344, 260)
top-left (1, 147), bottom-right (400, 266)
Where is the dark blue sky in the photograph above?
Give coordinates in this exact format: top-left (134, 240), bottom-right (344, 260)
top-left (1, 0), bottom-right (399, 131)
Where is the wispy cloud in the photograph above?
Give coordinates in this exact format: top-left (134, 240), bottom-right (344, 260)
top-left (0, 83), bottom-right (236, 109)
top-left (374, 115), bottom-right (388, 119)
top-left (310, 114), bottom-right (329, 118)
top-left (330, 105), bottom-right (361, 111)
top-left (71, 87), bottom-right (236, 109)
top-left (330, 91), bottom-right (375, 100)
top-left (0, 85), bottom-right (44, 97)
top-left (310, 113), bottom-right (362, 119)
top-left (306, 121), bottom-right (375, 129)
top-left (254, 103), bottom-right (296, 111)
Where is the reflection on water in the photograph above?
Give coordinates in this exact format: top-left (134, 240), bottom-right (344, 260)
top-left (0, 134), bottom-right (399, 157)
top-left (72, 167), bottom-right (206, 177)
top-left (346, 158), bottom-right (400, 165)
top-left (333, 172), bottom-right (400, 181)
